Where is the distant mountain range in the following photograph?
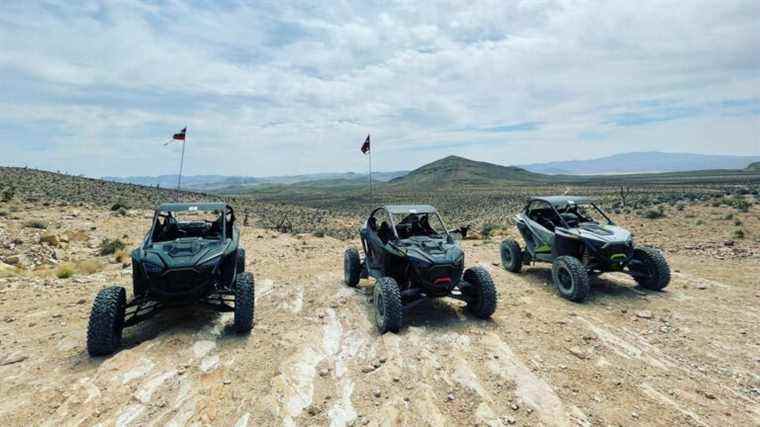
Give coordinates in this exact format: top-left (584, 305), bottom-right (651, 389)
top-left (519, 151), bottom-right (760, 175)
top-left (104, 171), bottom-right (407, 191)
top-left (104, 151), bottom-right (760, 190)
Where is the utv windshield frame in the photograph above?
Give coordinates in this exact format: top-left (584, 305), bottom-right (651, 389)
top-left (145, 203), bottom-right (233, 246)
top-left (379, 205), bottom-right (451, 241)
top-left (525, 197), bottom-right (613, 230)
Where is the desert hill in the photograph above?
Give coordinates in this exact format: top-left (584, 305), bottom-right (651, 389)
top-left (389, 155), bottom-right (547, 187)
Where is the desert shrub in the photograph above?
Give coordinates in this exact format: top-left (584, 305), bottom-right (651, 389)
top-left (24, 220), bottom-right (48, 229)
top-left (114, 249), bottom-right (130, 263)
top-left (723, 213), bottom-right (734, 220)
top-left (675, 203), bottom-right (686, 211)
top-left (734, 219), bottom-right (742, 226)
top-left (39, 233), bottom-right (60, 246)
top-left (313, 231), bottom-right (325, 238)
top-left (640, 206), bottom-right (666, 219)
top-left (0, 210), bottom-right (7, 217)
top-left (481, 223), bottom-right (498, 240)
top-left (99, 238), bottom-right (126, 255)
top-left (732, 229), bottom-right (745, 239)
top-left (110, 201), bottom-right (129, 211)
top-left (725, 197), bottom-right (751, 213)
top-left (695, 219), bottom-right (704, 226)
top-left (116, 207), bottom-right (128, 216)
top-left (1, 187), bottom-right (14, 202)
top-left (55, 264), bottom-right (75, 279)
top-left (77, 259), bottom-right (103, 274)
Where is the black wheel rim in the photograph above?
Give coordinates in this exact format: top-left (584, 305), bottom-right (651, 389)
top-left (375, 291), bottom-right (385, 328)
top-left (558, 267), bottom-right (574, 293)
top-left (501, 246), bottom-right (512, 266)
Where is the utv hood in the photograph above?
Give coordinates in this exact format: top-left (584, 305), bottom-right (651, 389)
top-left (563, 224), bottom-right (632, 244)
top-left (144, 239), bottom-right (227, 269)
top-left (400, 237), bottom-right (464, 265)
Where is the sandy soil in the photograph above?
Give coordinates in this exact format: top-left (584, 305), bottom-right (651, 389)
top-left (0, 208), bottom-right (759, 426)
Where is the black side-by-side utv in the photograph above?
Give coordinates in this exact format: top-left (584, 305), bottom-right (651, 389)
top-left (500, 196), bottom-right (670, 302)
top-left (86, 202), bottom-right (254, 356)
top-left (344, 204), bottom-right (497, 333)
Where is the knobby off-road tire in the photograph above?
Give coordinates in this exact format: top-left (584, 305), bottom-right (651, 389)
top-left (236, 249), bottom-right (246, 274)
top-left (500, 239), bottom-right (523, 273)
top-left (234, 272), bottom-right (255, 333)
top-left (463, 266), bottom-right (498, 319)
top-left (373, 277), bottom-right (402, 334)
top-left (87, 286), bottom-right (127, 356)
top-left (344, 247), bottom-right (361, 287)
top-left (552, 256), bottom-right (590, 302)
top-left (631, 246), bottom-right (671, 291)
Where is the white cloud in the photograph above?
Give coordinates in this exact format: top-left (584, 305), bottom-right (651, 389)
top-left (0, 0), bottom-right (758, 176)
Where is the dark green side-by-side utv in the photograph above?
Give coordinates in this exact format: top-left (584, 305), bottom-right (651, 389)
top-left (87, 202), bottom-right (254, 356)
top-left (501, 196), bottom-right (670, 302)
top-left (344, 205), bottom-right (497, 333)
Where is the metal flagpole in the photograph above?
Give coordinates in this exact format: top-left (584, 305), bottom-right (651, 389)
top-left (369, 144), bottom-right (373, 202)
top-left (176, 127), bottom-right (187, 197)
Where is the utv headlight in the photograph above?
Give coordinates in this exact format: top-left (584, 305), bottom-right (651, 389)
top-left (198, 256), bottom-right (221, 273)
top-left (409, 257), bottom-right (432, 268)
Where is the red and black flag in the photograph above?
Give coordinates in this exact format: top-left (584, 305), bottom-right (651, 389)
top-left (173, 127), bottom-right (187, 141)
top-left (361, 134), bottom-right (370, 154)
top-left (165, 127), bottom-right (187, 145)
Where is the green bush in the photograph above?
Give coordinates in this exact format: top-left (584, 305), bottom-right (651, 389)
top-left (481, 223), bottom-right (498, 240)
top-left (734, 219), bottom-right (742, 226)
top-left (1, 187), bottom-right (14, 202)
top-left (55, 264), bottom-right (75, 279)
top-left (99, 238), bottom-right (126, 255)
top-left (110, 201), bottom-right (129, 211)
top-left (732, 229), bottom-right (745, 239)
top-left (641, 206), bottom-right (666, 219)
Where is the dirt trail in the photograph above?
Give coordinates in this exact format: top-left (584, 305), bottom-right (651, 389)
top-left (1, 221), bottom-right (759, 426)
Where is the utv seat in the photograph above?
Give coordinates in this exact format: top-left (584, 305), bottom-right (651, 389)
top-left (378, 222), bottom-right (393, 243)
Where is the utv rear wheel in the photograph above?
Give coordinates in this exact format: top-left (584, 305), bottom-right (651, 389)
top-left (344, 247), bottom-right (361, 287)
top-left (500, 239), bottom-right (523, 273)
top-left (630, 246), bottom-right (670, 291)
top-left (234, 272), bottom-right (255, 333)
top-left (373, 277), bottom-right (402, 334)
top-left (236, 249), bottom-right (246, 274)
top-left (87, 286), bottom-right (127, 356)
top-left (463, 266), bottom-right (498, 319)
top-left (552, 256), bottom-right (590, 302)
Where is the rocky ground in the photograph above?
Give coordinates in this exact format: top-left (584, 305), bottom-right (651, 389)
top-left (0, 203), bottom-right (759, 426)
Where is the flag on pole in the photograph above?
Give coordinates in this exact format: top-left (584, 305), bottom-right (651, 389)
top-left (164, 127), bottom-right (187, 145)
top-left (361, 134), bottom-right (370, 154)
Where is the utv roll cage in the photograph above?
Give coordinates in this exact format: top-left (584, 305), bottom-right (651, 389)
top-left (524, 196), bottom-right (613, 231)
top-left (368, 205), bottom-right (451, 243)
top-left (145, 202), bottom-right (235, 246)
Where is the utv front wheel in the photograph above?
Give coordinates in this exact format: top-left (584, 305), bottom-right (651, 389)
top-left (500, 239), bottom-right (523, 273)
top-left (87, 286), bottom-right (127, 356)
top-left (552, 256), bottom-right (590, 302)
top-left (344, 247), bottom-right (361, 287)
top-left (234, 272), bottom-right (255, 333)
top-left (463, 266), bottom-right (498, 319)
top-left (373, 277), bottom-right (402, 334)
top-left (630, 246), bottom-right (671, 291)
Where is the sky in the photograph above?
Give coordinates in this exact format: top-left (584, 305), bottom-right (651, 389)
top-left (1, 0), bottom-right (759, 177)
